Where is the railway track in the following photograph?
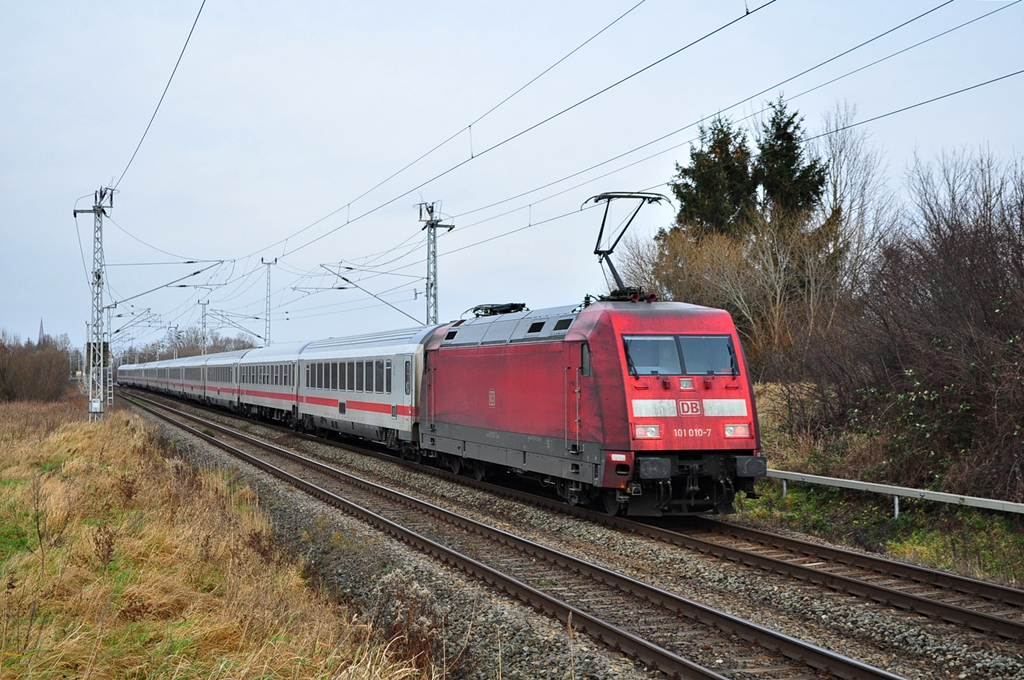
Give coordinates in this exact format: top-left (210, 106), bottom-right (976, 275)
top-left (125, 392), bottom-right (903, 680)
top-left (121, 388), bottom-right (1024, 644)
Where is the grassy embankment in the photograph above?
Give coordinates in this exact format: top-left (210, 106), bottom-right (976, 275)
top-left (0, 396), bottom-right (424, 679)
top-left (737, 384), bottom-right (1024, 587)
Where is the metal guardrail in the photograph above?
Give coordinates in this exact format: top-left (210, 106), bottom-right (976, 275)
top-left (767, 469), bottom-right (1024, 518)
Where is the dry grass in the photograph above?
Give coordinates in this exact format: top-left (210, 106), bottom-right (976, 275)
top-left (0, 398), bottom-right (426, 679)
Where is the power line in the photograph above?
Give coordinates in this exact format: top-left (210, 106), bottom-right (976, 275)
top-left (240, 0), bottom-right (649, 261)
top-left (805, 66), bottom-right (1024, 142)
top-left (107, 215), bottom-right (219, 261)
top-left (179, 2), bottom-right (783, 312)
top-left (143, 1), bottom-right (1014, 327)
top-left (340, 58), bottom-right (1024, 291)
top-left (72, 193), bottom-right (95, 290)
top-left (248, 0), bottom-right (781, 262)
top-left (114, 0), bottom-right (206, 189)
top-left (452, 0), bottom-right (966, 223)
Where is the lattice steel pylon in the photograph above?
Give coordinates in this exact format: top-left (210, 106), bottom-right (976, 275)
top-left (261, 258), bottom-right (277, 346)
top-left (74, 187), bottom-right (114, 421)
top-left (418, 202), bottom-right (453, 325)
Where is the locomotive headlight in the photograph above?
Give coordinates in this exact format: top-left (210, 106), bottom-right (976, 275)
top-left (678, 378), bottom-right (695, 390)
top-left (724, 423), bottom-right (752, 438)
top-left (633, 424), bottom-right (661, 439)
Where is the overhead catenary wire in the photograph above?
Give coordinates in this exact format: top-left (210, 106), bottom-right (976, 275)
top-left (72, 193), bottom-right (95, 290)
top-left (344, 63), bottom-right (1024, 292)
top-left (139, 1), bottom-right (1017, 330)
top-left (243, 0), bottom-right (781, 263)
top-left (231, 0), bottom-right (958, 294)
top-left (189, 1), bottom-right (788, 311)
top-left (241, 0), bottom-right (650, 261)
top-left (451, 0), bottom-right (972, 222)
top-left (804, 66), bottom-right (1024, 142)
top-left (195, 0), bottom-right (1002, 327)
top-left (107, 216), bottom-right (220, 262)
top-left (114, 0), bottom-right (207, 190)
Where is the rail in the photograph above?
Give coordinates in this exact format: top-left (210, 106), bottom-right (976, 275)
top-left (767, 469), bottom-right (1024, 518)
top-left (125, 392), bottom-right (905, 679)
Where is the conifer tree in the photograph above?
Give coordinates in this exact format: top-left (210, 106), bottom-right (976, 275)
top-left (753, 97), bottom-right (827, 219)
top-left (670, 116), bottom-right (755, 239)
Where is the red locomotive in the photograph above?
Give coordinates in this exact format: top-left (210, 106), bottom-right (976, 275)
top-left (420, 297), bottom-right (764, 516)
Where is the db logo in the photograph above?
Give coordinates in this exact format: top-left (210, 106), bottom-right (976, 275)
top-left (678, 400), bottom-right (701, 416)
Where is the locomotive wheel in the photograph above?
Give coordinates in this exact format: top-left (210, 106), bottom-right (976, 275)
top-left (449, 456), bottom-right (462, 475)
top-left (602, 490), bottom-right (625, 516)
top-left (471, 461), bottom-right (487, 482)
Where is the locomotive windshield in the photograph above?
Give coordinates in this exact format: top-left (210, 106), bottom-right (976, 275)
top-left (623, 335), bottom-right (737, 376)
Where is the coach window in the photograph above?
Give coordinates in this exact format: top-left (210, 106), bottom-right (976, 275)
top-left (375, 360), bottom-right (385, 394)
top-left (346, 362), bottom-right (354, 391)
top-left (305, 364), bottom-right (310, 388)
top-left (385, 360), bottom-right (392, 394)
top-left (356, 361), bottom-right (364, 392)
top-left (331, 363), bottom-right (338, 390)
top-left (405, 360), bottom-right (411, 395)
top-left (363, 361), bottom-right (372, 392)
top-left (581, 343), bottom-right (592, 377)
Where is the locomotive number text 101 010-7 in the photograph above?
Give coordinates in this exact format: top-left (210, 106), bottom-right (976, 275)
top-left (675, 428), bottom-right (712, 437)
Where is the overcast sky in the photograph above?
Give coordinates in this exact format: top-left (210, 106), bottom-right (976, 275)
top-left (2, 0), bottom-right (1021, 352)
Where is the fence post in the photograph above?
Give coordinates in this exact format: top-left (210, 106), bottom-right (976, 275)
top-left (782, 479), bottom-right (787, 498)
top-left (894, 495), bottom-right (899, 519)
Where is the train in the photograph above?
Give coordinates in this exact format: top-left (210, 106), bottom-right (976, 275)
top-left (118, 296), bottom-right (766, 516)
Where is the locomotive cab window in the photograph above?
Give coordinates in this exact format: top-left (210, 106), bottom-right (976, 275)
top-left (581, 343), bottom-right (592, 377)
top-left (623, 335), bottom-right (737, 376)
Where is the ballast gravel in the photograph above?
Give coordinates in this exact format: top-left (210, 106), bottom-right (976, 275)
top-left (146, 405), bottom-right (1024, 680)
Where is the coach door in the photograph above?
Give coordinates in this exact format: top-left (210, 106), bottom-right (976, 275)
top-left (564, 343), bottom-right (584, 453)
top-left (424, 351), bottom-right (435, 432)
